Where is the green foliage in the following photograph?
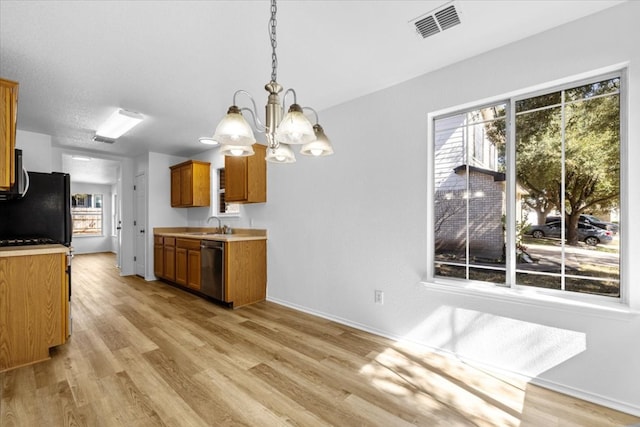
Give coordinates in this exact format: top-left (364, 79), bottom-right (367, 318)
top-left (485, 78), bottom-right (620, 245)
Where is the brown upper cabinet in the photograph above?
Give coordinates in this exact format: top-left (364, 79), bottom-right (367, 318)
top-left (170, 160), bottom-right (211, 207)
top-left (224, 144), bottom-right (266, 204)
top-left (0, 78), bottom-right (19, 191)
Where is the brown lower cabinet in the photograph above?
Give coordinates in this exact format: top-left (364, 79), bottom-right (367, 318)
top-left (175, 238), bottom-right (201, 290)
top-left (224, 239), bottom-right (267, 308)
top-left (163, 237), bottom-right (176, 281)
top-left (154, 235), bottom-right (266, 308)
top-left (0, 249), bottom-right (69, 372)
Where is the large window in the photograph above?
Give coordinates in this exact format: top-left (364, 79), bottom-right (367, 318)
top-left (72, 193), bottom-right (103, 236)
top-left (432, 72), bottom-right (622, 299)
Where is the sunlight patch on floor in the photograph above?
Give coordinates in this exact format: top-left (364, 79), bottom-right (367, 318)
top-left (360, 346), bottom-right (526, 427)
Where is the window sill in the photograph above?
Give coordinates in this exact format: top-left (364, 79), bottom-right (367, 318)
top-left (419, 279), bottom-right (640, 321)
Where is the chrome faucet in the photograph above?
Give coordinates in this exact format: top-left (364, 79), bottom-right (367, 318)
top-left (206, 216), bottom-right (222, 233)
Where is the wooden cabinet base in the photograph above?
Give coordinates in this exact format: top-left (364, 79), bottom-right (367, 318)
top-left (154, 237), bottom-right (267, 309)
top-left (225, 240), bottom-right (267, 308)
top-left (0, 252), bottom-right (69, 372)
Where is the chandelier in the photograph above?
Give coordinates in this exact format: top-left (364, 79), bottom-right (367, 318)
top-left (212, 0), bottom-right (333, 163)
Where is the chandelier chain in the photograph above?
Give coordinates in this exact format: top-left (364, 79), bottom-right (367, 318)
top-left (270, 0), bottom-right (278, 82)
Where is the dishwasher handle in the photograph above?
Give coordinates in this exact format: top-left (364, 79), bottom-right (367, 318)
top-left (201, 240), bottom-right (224, 250)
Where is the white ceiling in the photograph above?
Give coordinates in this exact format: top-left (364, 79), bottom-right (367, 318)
top-left (1, 0), bottom-right (625, 183)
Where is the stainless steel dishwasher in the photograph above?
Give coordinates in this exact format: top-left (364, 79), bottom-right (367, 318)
top-left (200, 240), bottom-right (224, 300)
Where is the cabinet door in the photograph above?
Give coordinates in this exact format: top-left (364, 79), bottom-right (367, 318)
top-left (163, 245), bottom-right (175, 281)
top-left (180, 165), bottom-right (193, 206)
top-left (0, 79), bottom-right (18, 191)
top-left (187, 249), bottom-right (201, 290)
top-left (224, 240), bottom-right (267, 308)
top-left (224, 144), bottom-right (266, 203)
top-left (154, 243), bottom-right (163, 277)
top-left (191, 162), bottom-right (210, 207)
top-left (0, 252), bottom-right (66, 371)
top-left (170, 168), bottom-right (181, 207)
top-left (246, 144), bottom-right (267, 203)
top-left (225, 155), bottom-right (248, 202)
top-left (175, 247), bottom-right (187, 285)
top-left (169, 160), bottom-right (210, 207)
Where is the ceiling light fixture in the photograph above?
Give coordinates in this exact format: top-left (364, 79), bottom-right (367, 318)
top-left (71, 155), bottom-right (92, 161)
top-left (96, 108), bottom-right (144, 139)
top-left (198, 137), bottom-right (219, 146)
top-left (212, 0), bottom-right (333, 163)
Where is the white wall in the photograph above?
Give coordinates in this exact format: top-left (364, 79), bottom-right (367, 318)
top-left (69, 182), bottom-right (112, 254)
top-left (243, 2), bottom-right (640, 415)
top-left (144, 152), bottom-right (189, 279)
top-left (16, 130), bottom-right (52, 173)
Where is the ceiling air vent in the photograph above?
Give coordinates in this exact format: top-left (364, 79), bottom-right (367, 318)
top-left (411, 2), bottom-right (461, 39)
top-left (92, 135), bottom-right (116, 144)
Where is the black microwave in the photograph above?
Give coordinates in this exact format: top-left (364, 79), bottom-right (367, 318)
top-left (0, 149), bottom-right (28, 200)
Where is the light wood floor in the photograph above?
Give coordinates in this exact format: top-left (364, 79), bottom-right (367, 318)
top-left (1, 252), bottom-right (638, 427)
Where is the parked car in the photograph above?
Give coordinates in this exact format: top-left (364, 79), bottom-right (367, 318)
top-left (545, 214), bottom-right (619, 235)
top-left (527, 221), bottom-right (613, 246)
top-left (581, 214), bottom-right (619, 234)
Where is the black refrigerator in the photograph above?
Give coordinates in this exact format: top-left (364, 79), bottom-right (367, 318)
top-left (0, 171), bottom-right (72, 245)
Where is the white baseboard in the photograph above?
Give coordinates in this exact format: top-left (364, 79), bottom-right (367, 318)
top-left (266, 296), bottom-right (640, 418)
top-left (529, 377), bottom-right (640, 418)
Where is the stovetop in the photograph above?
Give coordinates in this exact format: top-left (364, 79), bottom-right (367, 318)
top-left (0, 237), bottom-right (58, 247)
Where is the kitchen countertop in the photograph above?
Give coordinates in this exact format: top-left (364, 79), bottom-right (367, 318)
top-left (0, 244), bottom-right (71, 257)
top-left (153, 227), bottom-right (267, 242)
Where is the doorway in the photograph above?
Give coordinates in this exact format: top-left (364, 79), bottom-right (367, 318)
top-left (134, 172), bottom-right (146, 277)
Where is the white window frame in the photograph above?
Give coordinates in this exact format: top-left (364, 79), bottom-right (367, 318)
top-left (425, 67), bottom-right (632, 316)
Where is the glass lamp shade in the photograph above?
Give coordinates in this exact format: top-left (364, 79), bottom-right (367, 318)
top-left (213, 106), bottom-right (256, 146)
top-left (265, 144), bottom-right (296, 163)
top-left (275, 104), bottom-right (315, 145)
top-left (219, 144), bottom-right (255, 157)
top-left (300, 124), bottom-right (334, 156)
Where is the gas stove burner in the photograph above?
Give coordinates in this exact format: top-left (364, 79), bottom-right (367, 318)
top-left (0, 237), bottom-right (58, 247)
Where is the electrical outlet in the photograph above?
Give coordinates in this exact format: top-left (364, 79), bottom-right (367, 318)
top-left (374, 290), bottom-right (384, 305)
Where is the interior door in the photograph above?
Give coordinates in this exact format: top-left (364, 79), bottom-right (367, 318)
top-left (114, 193), bottom-right (121, 268)
top-left (134, 173), bottom-right (146, 277)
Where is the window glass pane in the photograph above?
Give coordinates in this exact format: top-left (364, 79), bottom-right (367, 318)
top-left (515, 91), bottom-right (561, 113)
top-left (565, 77), bottom-right (619, 102)
top-left (515, 79), bottom-right (620, 297)
top-left (516, 272), bottom-right (561, 290)
top-left (72, 193), bottom-right (103, 236)
top-left (434, 103), bottom-right (506, 283)
top-left (434, 113), bottom-right (467, 279)
top-left (516, 104), bottom-right (563, 289)
top-left (563, 81), bottom-right (620, 296)
top-left (435, 262), bottom-right (466, 280)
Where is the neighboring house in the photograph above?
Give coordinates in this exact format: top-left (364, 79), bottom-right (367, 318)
top-left (433, 110), bottom-right (507, 261)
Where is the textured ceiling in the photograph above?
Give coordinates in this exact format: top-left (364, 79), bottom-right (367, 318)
top-left (61, 154), bottom-right (120, 185)
top-left (0, 0), bottom-right (626, 183)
